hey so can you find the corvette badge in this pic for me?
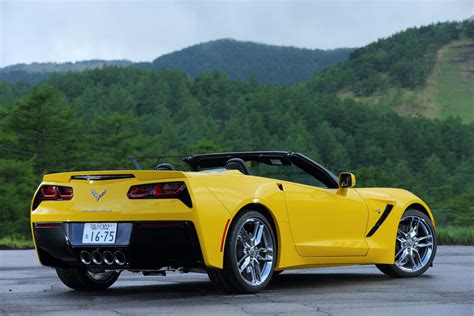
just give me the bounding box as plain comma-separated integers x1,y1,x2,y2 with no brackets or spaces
91,189,107,201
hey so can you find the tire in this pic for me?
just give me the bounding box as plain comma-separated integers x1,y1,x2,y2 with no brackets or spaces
208,210,277,293
56,268,120,291
376,209,437,277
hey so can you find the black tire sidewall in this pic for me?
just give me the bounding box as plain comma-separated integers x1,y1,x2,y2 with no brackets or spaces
56,268,119,291
85,270,120,285
224,210,277,293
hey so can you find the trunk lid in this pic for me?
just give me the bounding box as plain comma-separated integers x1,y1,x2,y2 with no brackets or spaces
43,170,188,183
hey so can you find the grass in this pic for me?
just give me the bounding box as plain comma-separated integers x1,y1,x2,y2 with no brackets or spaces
437,226,474,245
431,39,474,122
0,235,34,249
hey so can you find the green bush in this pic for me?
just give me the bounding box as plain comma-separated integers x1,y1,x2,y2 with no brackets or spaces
437,226,474,245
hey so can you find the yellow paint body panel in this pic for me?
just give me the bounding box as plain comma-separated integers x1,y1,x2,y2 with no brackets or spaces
31,170,435,270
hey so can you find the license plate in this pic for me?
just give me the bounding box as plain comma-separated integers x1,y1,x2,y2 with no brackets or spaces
82,223,117,244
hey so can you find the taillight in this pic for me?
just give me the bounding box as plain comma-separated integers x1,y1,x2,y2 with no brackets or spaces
127,181,192,208
128,182,186,199
32,185,74,210
39,185,74,201
41,185,59,200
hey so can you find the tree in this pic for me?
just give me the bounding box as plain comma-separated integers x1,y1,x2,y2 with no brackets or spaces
2,84,86,173
0,159,36,237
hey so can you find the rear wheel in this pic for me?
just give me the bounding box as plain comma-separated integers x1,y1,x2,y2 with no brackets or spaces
376,209,436,277
56,268,120,291
208,210,276,293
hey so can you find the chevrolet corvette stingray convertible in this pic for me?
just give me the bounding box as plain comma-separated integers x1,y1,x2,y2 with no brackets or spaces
31,151,436,293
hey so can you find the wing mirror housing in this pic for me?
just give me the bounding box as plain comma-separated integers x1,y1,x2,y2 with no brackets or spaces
338,172,356,188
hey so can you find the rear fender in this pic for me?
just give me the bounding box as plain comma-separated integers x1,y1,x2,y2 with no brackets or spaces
197,175,301,269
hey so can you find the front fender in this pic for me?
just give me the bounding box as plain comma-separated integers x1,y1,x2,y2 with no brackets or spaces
356,188,435,264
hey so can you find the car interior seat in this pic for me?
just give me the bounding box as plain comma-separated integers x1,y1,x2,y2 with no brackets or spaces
155,163,176,171
225,158,250,175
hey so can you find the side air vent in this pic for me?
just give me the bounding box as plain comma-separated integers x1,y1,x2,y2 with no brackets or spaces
366,204,394,237
71,174,135,181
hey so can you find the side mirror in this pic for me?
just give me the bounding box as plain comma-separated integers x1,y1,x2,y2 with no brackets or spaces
339,172,356,188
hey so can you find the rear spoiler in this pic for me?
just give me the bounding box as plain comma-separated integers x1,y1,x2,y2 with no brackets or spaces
43,170,188,183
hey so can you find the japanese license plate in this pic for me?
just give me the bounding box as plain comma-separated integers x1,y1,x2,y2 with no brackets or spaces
82,223,117,244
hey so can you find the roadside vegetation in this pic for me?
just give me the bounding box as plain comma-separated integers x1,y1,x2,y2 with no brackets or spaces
1,226,472,249
437,226,474,245
0,235,34,249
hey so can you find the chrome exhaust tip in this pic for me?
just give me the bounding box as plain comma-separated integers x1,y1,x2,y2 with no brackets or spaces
91,250,103,265
79,251,91,265
114,251,126,265
103,251,114,265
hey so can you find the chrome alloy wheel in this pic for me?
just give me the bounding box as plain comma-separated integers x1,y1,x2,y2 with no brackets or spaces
235,218,274,286
86,270,118,283
395,215,434,272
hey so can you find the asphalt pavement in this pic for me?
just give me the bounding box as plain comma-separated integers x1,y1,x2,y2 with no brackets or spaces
0,246,473,315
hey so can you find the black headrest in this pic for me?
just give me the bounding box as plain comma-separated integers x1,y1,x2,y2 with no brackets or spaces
225,158,250,175
155,163,176,171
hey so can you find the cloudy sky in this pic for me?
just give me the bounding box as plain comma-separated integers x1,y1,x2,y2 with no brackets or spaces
0,0,472,67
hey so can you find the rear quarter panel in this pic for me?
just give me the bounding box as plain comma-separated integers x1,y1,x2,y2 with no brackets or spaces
191,172,302,269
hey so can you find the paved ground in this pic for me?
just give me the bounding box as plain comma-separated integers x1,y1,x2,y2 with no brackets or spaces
0,246,473,315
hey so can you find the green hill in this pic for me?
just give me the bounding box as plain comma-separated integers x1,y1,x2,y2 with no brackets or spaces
0,40,353,85
309,20,474,122
0,60,132,83
151,39,353,85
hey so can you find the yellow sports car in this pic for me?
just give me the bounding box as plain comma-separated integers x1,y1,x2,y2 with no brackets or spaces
31,151,436,293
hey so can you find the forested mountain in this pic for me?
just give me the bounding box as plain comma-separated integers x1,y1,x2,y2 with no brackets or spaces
0,60,132,84
151,39,353,85
0,40,352,85
0,67,473,237
310,20,474,121
0,20,473,239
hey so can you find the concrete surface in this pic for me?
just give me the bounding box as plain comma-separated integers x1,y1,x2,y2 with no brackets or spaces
0,246,473,315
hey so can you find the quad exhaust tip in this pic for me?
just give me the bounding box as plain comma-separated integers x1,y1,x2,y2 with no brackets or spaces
114,251,126,265
80,250,126,265
103,251,114,265
79,250,91,265
91,250,103,265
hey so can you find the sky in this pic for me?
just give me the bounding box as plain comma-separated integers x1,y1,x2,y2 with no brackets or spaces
0,0,472,67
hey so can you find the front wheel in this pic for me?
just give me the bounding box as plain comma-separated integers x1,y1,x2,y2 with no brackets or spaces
56,268,120,291
208,210,277,293
376,209,436,277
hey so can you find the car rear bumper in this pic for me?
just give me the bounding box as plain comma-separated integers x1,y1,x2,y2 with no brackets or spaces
32,221,204,270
